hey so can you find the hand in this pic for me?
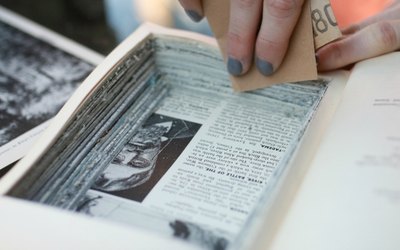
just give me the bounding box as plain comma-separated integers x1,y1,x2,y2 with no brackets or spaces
179,0,305,76
316,2,400,71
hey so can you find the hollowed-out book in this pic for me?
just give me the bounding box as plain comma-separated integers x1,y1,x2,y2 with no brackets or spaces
1,6,399,250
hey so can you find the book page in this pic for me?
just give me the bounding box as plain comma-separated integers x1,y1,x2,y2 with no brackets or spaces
0,7,103,170
0,196,196,250
235,70,348,250
268,52,400,250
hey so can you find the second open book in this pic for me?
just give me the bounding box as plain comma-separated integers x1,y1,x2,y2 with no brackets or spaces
0,22,399,250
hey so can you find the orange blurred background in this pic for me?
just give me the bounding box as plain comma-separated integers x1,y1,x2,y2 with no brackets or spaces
332,0,394,28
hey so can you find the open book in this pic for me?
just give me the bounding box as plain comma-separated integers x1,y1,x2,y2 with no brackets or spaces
1,6,399,250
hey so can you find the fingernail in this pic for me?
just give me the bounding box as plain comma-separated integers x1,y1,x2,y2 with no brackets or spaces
256,58,273,76
227,57,243,76
185,10,203,22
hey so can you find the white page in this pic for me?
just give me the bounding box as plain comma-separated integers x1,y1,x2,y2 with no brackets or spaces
268,52,400,250
0,196,198,250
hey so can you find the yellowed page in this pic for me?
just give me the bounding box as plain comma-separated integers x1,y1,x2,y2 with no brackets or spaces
269,52,400,250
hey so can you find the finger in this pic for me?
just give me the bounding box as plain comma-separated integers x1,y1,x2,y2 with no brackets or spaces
385,0,400,9
343,4,400,35
179,0,204,22
226,0,263,76
255,0,304,76
317,20,400,71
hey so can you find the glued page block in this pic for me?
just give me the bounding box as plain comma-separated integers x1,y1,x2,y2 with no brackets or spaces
203,0,318,92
